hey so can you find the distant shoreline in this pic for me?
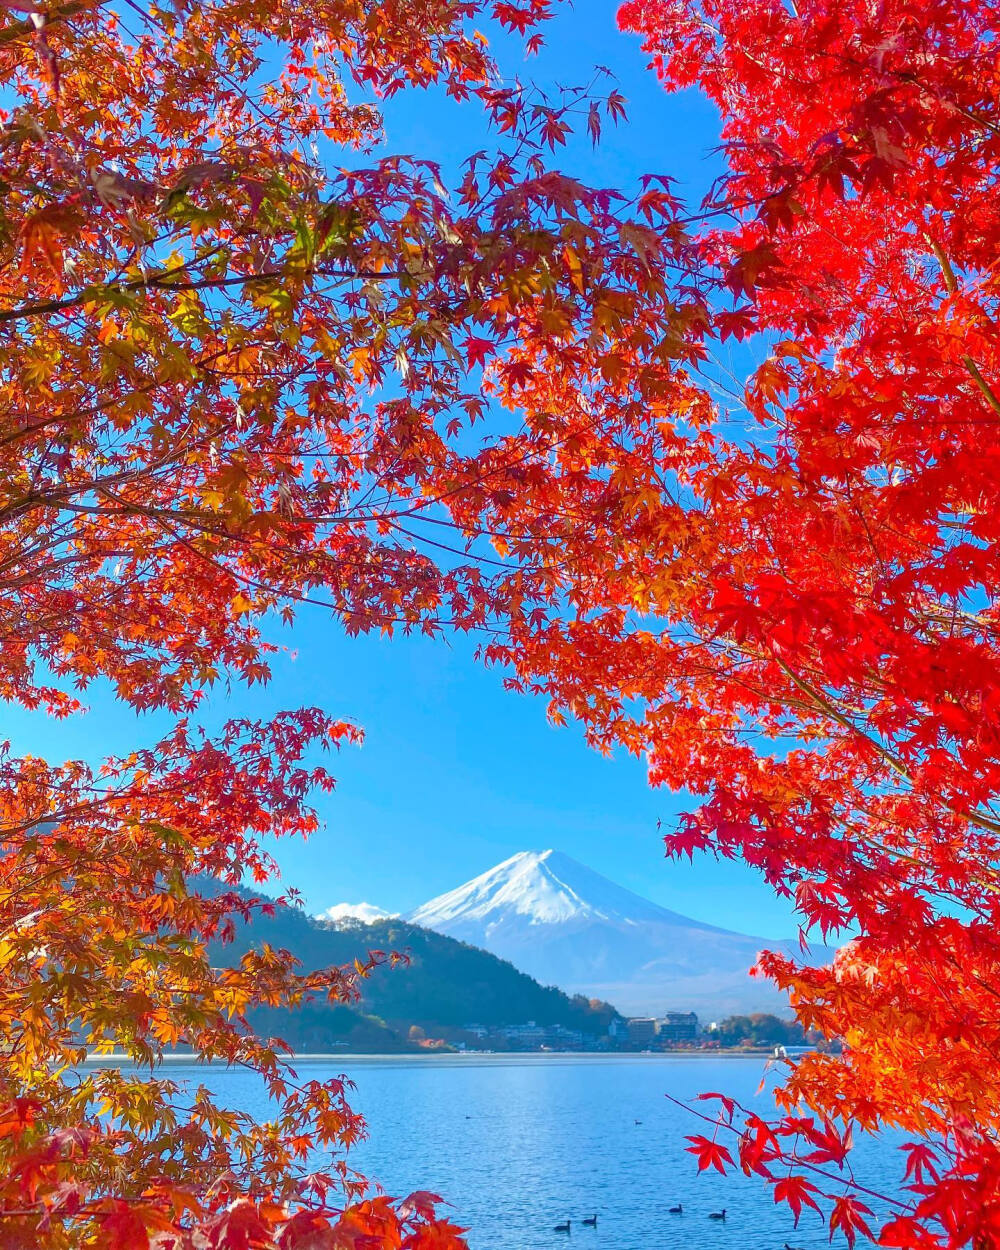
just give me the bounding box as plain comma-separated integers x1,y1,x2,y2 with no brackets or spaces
83,1048,794,1064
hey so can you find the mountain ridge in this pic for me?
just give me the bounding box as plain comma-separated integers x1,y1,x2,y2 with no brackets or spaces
211,894,619,1049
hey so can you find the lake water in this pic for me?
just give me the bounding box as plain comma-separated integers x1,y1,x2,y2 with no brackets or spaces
142,1053,908,1249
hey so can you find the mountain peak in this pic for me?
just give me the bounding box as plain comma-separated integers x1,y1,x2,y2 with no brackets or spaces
409,849,596,928
408,847,715,932
405,849,810,1015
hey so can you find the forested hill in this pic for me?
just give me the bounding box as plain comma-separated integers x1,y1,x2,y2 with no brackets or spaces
210,897,619,1050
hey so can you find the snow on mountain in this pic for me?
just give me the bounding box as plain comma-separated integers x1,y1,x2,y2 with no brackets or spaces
408,850,820,1017
316,901,397,926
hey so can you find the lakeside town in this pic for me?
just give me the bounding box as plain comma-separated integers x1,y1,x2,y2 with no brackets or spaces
406,1010,822,1055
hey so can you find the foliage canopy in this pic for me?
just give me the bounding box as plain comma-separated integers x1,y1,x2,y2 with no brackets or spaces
4,0,1000,1243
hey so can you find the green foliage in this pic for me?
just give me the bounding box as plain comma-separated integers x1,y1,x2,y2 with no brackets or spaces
710,1013,804,1047
246,1003,416,1053
213,902,619,1048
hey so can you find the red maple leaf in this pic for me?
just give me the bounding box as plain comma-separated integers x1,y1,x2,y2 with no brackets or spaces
685,1135,734,1174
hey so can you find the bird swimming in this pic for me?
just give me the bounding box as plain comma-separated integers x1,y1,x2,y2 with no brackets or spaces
708,1209,726,1220
554,1221,571,1233
582,1215,597,1227
668,1203,682,1214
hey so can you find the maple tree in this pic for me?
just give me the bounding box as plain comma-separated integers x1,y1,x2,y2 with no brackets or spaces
454,0,1000,1243
9,0,997,1238
0,0,706,1243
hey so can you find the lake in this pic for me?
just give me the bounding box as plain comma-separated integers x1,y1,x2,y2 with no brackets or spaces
143,1053,908,1249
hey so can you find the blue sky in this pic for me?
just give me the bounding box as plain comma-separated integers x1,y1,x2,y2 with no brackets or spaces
8,0,804,937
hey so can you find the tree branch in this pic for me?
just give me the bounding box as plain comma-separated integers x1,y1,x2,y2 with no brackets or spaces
926,236,1000,418
0,0,101,47
0,265,411,326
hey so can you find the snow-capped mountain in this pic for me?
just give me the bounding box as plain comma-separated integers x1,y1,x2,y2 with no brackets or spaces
316,901,398,926
407,850,819,1016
